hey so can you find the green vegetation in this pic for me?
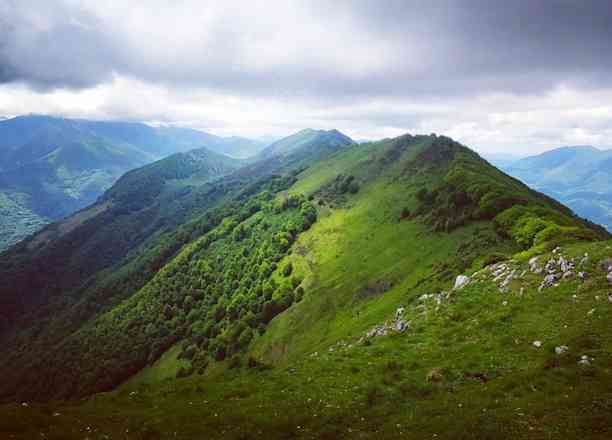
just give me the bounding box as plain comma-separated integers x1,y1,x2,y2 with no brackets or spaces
0,132,611,439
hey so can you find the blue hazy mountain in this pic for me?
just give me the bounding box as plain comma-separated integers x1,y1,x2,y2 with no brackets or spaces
0,115,269,250
503,145,612,231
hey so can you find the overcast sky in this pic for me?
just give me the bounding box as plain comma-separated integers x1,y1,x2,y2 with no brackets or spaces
1,0,612,154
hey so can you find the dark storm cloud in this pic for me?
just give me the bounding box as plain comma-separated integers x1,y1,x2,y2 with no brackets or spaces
0,1,119,90
334,0,612,95
1,0,612,98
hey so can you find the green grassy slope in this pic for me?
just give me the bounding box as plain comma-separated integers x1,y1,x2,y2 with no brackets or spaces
1,134,611,439
4,239,612,440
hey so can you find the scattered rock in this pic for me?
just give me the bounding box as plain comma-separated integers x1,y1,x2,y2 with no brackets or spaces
587,308,596,316
21,402,28,408
544,258,557,274
562,271,575,280
499,270,516,292
532,340,542,348
598,258,612,272
364,306,411,340
454,275,471,290
578,271,588,280
395,306,405,320
366,326,388,338
395,319,409,332
528,256,540,272
579,253,589,267
559,256,569,273
539,274,559,291
554,345,569,355
578,355,593,366
607,271,612,286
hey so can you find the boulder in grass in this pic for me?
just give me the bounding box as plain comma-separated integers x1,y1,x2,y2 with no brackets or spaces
598,258,612,272
453,275,470,290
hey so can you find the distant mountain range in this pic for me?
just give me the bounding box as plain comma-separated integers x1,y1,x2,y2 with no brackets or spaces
0,115,272,250
501,145,612,231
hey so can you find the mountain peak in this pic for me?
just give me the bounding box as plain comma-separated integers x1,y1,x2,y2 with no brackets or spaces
259,128,354,160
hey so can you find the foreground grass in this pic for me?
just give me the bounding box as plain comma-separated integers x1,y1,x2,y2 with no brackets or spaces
3,239,612,439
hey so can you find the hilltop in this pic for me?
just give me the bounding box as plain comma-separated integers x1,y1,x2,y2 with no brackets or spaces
1,133,611,439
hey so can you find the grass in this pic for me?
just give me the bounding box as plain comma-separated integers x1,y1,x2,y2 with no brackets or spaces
3,240,612,439
2,136,612,438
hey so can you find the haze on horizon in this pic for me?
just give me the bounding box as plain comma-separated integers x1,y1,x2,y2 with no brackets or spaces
1,0,612,155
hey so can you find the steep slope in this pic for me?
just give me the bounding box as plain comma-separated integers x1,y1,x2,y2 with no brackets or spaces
0,147,241,341
503,146,612,231
0,116,269,251
1,134,611,439
0,128,354,400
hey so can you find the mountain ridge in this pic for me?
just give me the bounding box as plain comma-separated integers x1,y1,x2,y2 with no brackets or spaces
1,133,611,440
0,132,607,403
0,115,274,251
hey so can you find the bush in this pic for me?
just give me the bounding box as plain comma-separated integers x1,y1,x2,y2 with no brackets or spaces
179,345,197,360
176,366,194,379
228,354,242,369
282,262,293,277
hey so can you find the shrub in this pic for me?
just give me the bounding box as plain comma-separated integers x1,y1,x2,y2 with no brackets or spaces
416,188,429,202
282,262,293,277
365,383,384,407
228,354,242,369
176,366,194,379
179,345,197,360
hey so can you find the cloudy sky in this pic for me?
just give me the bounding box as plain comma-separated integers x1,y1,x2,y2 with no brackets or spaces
1,0,612,154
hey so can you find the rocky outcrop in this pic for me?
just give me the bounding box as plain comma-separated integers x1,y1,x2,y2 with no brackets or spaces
362,306,410,340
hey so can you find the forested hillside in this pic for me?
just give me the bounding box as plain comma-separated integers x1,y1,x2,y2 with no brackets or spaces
1,133,611,439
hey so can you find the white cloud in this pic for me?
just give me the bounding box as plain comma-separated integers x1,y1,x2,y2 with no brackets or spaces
2,1,612,154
